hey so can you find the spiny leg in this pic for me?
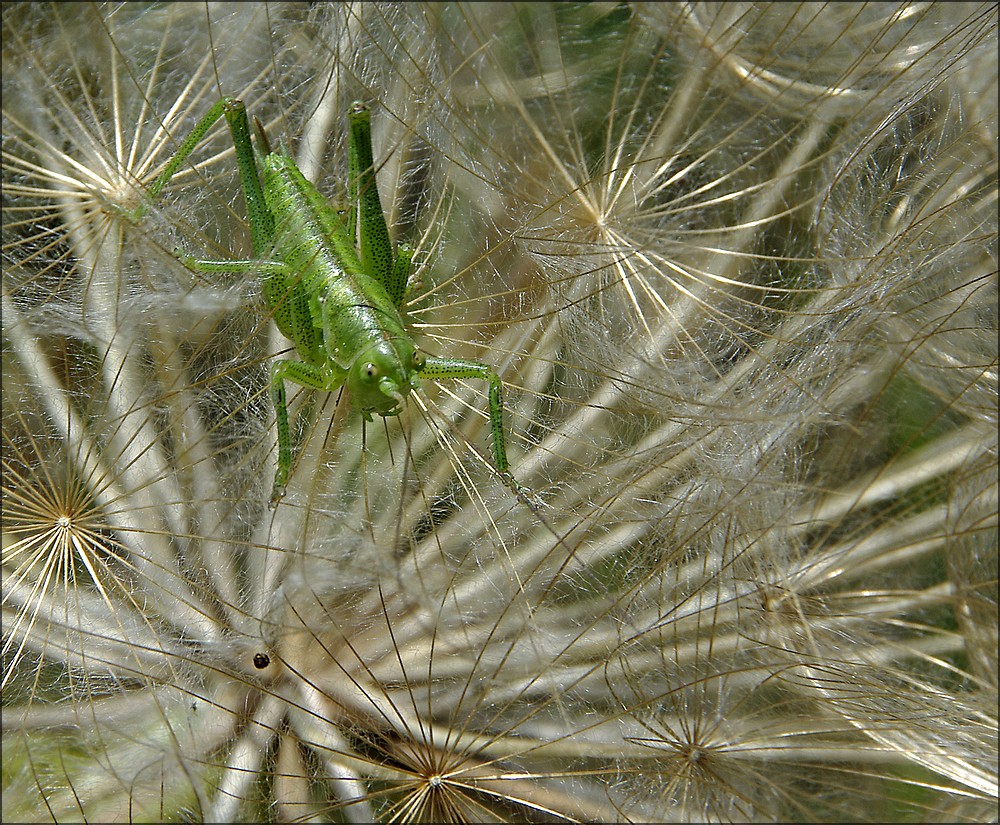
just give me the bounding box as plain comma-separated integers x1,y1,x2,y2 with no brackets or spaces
348,101,410,306
178,254,324,504
221,99,274,257
174,255,287,276
174,254,319,357
131,98,274,258
129,98,229,223
269,359,343,504
419,356,524,494
389,243,413,308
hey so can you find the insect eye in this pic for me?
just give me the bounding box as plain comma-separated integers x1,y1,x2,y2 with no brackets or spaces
253,652,270,669
411,350,425,370
364,362,379,381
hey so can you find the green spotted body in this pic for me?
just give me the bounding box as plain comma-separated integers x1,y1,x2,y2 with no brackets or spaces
135,97,520,503
260,150,412,376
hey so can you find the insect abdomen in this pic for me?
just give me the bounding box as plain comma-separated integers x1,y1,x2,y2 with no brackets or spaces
262,153,407,368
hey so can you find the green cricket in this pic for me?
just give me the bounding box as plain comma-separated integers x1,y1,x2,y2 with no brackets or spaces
132,97,520,504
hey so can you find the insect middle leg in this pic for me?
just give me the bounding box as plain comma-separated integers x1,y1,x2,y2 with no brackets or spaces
177,255,333,503
268,359,343,504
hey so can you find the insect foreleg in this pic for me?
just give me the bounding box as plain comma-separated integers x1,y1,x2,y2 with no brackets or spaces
419,356,523,493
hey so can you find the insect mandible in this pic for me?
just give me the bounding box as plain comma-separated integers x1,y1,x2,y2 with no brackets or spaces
131,97,522,504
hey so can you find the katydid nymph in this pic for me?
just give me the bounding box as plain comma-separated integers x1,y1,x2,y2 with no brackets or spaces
132,97,522,504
